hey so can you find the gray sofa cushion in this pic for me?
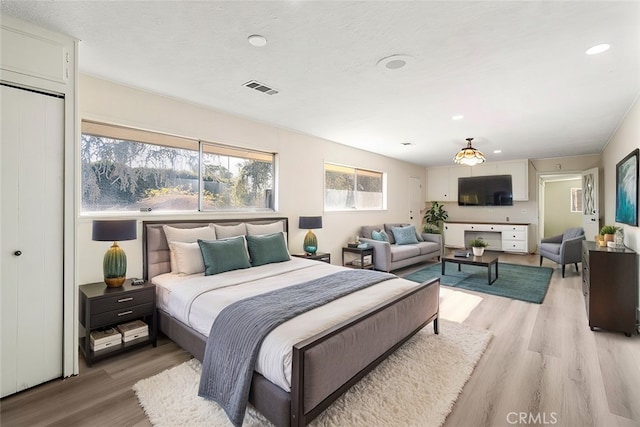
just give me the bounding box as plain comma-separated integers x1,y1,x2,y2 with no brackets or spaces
360,225,384,240
416,241,440,255
391,245,420,262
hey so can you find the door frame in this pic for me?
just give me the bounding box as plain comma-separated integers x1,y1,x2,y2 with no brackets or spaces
1,16,79,377
537,171,583,241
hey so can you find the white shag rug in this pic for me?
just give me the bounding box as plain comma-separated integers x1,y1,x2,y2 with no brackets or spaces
133,319,491,427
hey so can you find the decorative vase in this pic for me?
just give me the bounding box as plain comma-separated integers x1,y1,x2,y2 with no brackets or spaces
472,247,485,256
603,234,615,243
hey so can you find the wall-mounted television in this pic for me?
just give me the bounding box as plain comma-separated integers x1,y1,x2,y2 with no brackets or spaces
458,174,513,206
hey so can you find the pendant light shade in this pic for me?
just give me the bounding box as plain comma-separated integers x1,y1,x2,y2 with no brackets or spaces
454,137,486,166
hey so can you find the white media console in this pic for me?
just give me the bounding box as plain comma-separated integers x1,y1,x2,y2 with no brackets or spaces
443,221,530,254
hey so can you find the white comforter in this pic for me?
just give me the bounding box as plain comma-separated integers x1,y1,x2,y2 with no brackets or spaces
153,257,423,391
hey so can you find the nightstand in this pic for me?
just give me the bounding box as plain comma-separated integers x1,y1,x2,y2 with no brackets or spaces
291,252,331,263
342,246,375,269
79,280,157,366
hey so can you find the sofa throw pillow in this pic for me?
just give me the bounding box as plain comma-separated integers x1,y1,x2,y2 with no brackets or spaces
371,229,389,242
246,232,290,267
198,236,251,276
392,225,419,245
415,230,424,242
383,223,409,244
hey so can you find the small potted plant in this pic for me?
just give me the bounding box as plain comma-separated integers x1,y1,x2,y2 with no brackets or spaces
599,225,620,243
469,237,489,256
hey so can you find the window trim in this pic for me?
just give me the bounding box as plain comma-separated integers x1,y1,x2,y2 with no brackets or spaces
323,161,386,212
80,120,276,214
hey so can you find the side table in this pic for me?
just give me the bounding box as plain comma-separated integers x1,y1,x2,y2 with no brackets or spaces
79,279,157,366
342,246,375,269
291,252,331,263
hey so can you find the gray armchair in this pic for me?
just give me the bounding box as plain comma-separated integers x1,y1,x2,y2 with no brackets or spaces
539,227,585,277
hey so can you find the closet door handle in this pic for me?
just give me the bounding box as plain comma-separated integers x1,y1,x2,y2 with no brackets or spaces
14,250,22,256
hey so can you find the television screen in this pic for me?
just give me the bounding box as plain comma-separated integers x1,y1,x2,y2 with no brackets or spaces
458,174,513,206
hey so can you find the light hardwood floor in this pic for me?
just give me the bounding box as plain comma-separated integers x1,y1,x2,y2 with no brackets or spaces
1,253,638,426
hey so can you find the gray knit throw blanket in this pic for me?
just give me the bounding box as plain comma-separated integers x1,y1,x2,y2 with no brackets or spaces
198,269,395,427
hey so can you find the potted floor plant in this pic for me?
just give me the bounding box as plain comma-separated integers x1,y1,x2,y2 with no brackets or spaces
422,201,448,234
469,237,489,256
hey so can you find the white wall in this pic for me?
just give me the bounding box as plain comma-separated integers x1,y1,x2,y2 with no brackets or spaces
601,95,640,316
78,74,426,284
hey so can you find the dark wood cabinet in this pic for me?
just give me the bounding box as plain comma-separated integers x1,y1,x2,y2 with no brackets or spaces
79,280,157,366
582,241,637,336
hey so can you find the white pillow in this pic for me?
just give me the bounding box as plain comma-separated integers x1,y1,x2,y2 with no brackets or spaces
213,223,247,239
170,242,205,275
163,225,216,272
246,222,284,236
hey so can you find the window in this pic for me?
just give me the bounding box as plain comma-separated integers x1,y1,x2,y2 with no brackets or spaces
571,187,582,213
81,121,275,213
324,163,385,211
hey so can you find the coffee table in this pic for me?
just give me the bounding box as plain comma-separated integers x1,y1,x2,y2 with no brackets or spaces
441,251,499,285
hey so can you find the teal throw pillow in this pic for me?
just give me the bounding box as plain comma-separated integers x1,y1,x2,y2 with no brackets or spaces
371,229,389,242
392,226,419,245
246,232,291,267
198,236,251,276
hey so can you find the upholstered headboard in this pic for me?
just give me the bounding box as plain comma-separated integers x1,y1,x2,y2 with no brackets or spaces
142,217,289,281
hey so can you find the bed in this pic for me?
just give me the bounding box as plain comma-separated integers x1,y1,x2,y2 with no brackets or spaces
143,217,440,427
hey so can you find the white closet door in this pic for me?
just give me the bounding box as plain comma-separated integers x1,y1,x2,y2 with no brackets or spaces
1,84,64,397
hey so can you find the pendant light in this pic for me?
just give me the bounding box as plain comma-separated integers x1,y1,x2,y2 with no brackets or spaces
454,137,486,166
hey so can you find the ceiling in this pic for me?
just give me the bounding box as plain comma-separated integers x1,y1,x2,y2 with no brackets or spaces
2,1,639,167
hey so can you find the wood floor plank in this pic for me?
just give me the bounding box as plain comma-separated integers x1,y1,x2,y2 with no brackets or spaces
1,252,638,427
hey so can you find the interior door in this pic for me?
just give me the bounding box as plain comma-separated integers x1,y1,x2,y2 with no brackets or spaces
1,84,64,397
582,167,600,239
409,176,422,226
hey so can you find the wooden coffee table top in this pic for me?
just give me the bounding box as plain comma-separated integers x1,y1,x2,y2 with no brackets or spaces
442,251,499,266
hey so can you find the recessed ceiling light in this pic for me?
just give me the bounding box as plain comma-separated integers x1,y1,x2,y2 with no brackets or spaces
493,149,502,154
586,43,610,55
376,54,412,72
248,35,267,47
451,115,464,120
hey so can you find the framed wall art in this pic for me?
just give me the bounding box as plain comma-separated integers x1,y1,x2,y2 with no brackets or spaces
615,148,639,226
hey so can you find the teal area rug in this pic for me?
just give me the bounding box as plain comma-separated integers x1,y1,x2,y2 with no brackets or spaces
404,262,553,304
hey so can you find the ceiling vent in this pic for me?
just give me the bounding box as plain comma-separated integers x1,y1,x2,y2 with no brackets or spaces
243,80,279,95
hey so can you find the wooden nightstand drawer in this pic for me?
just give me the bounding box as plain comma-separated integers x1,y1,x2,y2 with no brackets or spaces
91,302,154,327
90,289,154,314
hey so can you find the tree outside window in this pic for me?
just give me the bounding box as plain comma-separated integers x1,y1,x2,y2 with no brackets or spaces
324,163,385,211
81,121,274,213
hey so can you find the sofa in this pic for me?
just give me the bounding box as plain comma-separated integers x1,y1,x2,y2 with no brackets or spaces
359,223,442,272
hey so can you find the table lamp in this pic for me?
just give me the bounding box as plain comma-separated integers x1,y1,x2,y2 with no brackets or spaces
92,220,137,287
299,216,322,255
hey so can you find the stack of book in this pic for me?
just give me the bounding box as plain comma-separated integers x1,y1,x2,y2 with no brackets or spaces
117,320,149,342
90,328,121,351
